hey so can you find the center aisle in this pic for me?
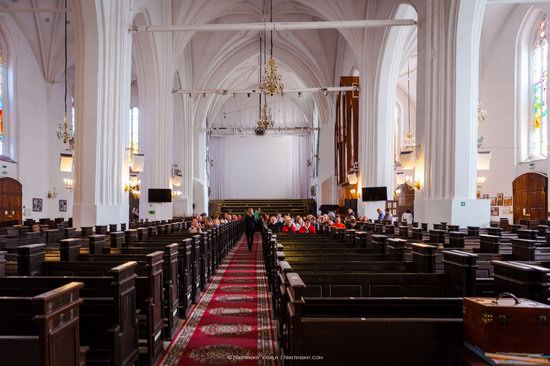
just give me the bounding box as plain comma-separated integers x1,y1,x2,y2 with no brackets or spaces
159,233,277,366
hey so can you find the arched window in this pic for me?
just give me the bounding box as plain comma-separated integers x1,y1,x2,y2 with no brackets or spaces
530,16,548,159
129,107,139,153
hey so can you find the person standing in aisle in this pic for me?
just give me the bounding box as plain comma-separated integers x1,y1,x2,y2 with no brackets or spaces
244,208,257,251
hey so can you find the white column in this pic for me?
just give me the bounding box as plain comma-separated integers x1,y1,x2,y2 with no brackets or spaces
413,0,489,227
148,11,174,221
72,0,131,227
358,37,392,219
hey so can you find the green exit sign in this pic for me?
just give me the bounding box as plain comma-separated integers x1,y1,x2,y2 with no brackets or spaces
148,210,156,215
461,202,466,207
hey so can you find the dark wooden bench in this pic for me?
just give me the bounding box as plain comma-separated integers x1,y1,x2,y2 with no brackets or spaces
0,282,85,366
0,261,139,366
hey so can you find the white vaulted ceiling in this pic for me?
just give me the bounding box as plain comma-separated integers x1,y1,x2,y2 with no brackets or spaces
172,0,365,129
0,0,75,83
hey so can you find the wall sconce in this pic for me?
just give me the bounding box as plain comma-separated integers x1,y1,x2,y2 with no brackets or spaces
405,175,421,190
59,151,73,172
477,176,486,188
399,149,416,170
347,161,359,185
47,187,58,199
395,171,406,185
477,150,492,170
131,153,145,172
124,175,141,199
171,164,182,187
172,190,182,199
64,178,74,191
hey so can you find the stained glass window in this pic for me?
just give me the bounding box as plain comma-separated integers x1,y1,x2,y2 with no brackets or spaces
530,16,548,159
129,107,139,153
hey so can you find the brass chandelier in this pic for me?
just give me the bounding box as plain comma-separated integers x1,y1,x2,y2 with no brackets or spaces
260,0,284,97
256,103,274,135
260,57,284,96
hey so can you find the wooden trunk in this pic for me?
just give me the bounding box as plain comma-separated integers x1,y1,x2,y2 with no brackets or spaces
464,296,550,354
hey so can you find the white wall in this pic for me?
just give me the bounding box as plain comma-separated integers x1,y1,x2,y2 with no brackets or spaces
211,135,308,199
478,4,550,221
0,14,70,221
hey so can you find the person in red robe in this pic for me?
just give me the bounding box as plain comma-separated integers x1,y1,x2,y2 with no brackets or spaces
331,216,346,229
299,219,317,234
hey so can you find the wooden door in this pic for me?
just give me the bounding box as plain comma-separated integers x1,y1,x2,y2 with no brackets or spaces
512,173,547,224
0,177,22,224
395,184,415,219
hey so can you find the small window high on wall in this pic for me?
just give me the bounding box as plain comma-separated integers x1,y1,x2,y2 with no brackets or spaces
529,16,548,160
129,107,139,153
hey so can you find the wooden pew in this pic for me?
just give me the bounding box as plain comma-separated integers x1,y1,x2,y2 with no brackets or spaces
282,272,463,366
74,245,178,341
0,261,139,366
13,243,161,366
0,282,85,366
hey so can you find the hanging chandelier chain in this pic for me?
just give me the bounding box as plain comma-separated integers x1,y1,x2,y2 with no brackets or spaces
56,0,74,150
64,0,67,116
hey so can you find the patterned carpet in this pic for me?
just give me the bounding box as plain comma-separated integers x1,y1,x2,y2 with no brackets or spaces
158,234,277,366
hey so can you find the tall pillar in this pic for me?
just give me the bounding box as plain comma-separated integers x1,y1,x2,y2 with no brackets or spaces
143,5,174,222
72,0,131,227
413,0,489,227
358,28,393,219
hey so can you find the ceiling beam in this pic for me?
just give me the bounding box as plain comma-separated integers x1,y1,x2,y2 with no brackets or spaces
133,19,417,33
487,0,550,4
0,8,67,13
174,86,358,95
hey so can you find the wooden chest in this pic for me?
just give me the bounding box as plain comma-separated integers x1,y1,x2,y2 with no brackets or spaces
464,294,550,353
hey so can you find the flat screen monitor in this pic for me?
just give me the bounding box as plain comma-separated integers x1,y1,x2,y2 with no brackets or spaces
148,188,172,203
362,187,387,202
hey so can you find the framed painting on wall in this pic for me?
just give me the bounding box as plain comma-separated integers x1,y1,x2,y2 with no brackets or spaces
496,193,504,206
490,197,497,206
59,200,67,212
32,198,42,212
503,196,512,207
491,207,499,216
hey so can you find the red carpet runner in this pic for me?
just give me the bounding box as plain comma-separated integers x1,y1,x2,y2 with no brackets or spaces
158,234,277,366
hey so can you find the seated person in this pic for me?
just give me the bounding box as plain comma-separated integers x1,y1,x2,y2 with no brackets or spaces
331,216,346,229
299,219,317,234
348,216,358,229
382,209,394,223
295,216,304,231
401,209,413,225
189,218,203,233
281,216,296,232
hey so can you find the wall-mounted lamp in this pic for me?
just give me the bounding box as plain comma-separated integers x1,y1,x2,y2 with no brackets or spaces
171,164,182,187
405,175,421,190
477,176,486,188
477,150,492,170
172,190,182,199
125,175,141,199
47,187,58,199
131,153,145,172
63,178,74,191
59,151,73,172
347,161,359,185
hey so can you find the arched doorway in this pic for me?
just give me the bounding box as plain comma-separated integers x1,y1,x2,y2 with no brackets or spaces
0,177,22,224
394,183,414,219
512,173,547,224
